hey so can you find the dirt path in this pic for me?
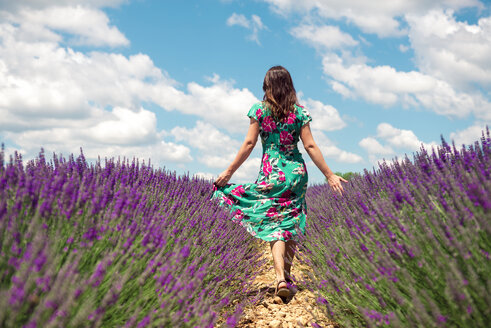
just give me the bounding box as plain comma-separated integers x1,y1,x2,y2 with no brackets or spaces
220,241,339,328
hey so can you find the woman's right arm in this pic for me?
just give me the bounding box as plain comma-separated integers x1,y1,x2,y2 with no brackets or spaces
213,118,259,187
300,123,347,194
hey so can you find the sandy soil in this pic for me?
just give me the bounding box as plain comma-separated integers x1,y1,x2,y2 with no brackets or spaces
217,241,339,328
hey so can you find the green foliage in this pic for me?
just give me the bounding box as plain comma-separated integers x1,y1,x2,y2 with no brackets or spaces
332,171,360,181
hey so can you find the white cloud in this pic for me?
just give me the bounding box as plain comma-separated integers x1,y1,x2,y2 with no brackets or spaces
359,123,438,165
200,153,235,169
170,121,247,170
272,2,491,124
4,106,193,164
88,107,157,145
1,4,128,47
311,129,363,163
198,152,261,183
0,34,257,131
0,7,258,121
450,122,489,146
226,12,250,28
233,157,261,182
303,98,346,131
290,24,358,50
24,6,127,46
86,141,193,164
376,123,437,150
161,77,259,133
0,0,126,10
407,10,491,90
0,23,169,121
262,0,482,37
194,172,215,181
359,137,394,155
260,0,491,168
399,44,409,53
330,80,352,98
0,1,260,170
171,121,241,153
226,12,266,44
321,53,491,121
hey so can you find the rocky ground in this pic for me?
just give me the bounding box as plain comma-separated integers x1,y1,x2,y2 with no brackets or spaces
217,241,339,328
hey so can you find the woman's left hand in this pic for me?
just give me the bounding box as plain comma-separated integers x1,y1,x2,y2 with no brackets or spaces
327,174,348,195
214,170,233,188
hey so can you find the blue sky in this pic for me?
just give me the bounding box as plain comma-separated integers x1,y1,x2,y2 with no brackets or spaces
0,0,490,183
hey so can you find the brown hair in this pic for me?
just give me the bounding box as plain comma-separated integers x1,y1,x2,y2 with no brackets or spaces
262,66,298,121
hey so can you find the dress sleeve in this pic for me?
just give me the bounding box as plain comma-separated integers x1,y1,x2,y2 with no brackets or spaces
299,106,312,126
247,102,262,121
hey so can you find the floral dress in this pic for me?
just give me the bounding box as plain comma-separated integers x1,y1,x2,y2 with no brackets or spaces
212,102,312,242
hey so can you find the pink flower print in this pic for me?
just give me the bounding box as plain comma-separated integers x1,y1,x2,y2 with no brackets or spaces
262,116,276,132
280,200,292,207
281,190,293,200
291,207,301,217
278,191,292,205
292,164,306,175
222,196,233,206
262,154,272,176
280,131,293,145
234,209,244,220
256,181,273,191
267,207,283,221
282,231,293,241
266,207,278,218
278,196,288,203
278,171,285,182
231,185,245,197
256,108,263,119
271,231,283,239
286,113,296,124
280,144,296,153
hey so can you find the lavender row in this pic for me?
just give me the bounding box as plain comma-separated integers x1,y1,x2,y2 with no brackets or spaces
0,148,263,327
300,128,490,327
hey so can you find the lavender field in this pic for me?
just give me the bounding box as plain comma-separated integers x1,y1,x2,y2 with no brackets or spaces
301,128,490,327
0,148,263,327
1,128,490,328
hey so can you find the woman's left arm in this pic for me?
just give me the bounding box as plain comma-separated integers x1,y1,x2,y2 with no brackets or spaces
214,118,259,187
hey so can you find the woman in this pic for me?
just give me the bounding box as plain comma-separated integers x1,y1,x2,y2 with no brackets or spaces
212,66,347,299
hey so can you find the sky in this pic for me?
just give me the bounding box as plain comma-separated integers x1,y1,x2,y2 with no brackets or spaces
0,0,490,184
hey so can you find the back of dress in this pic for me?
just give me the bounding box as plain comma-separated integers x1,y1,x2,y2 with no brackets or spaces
247,102,311,188
212,102,312,242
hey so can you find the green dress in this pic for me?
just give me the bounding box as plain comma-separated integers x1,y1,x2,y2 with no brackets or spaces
212,102,312,242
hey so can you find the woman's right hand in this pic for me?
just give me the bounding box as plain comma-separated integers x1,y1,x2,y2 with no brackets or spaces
214,169,233,188
327,174,348,195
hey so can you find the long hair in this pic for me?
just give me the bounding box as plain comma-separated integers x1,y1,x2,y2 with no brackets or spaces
262,66,298,121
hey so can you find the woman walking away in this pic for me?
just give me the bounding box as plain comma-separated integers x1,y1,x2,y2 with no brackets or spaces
212,65,347,299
